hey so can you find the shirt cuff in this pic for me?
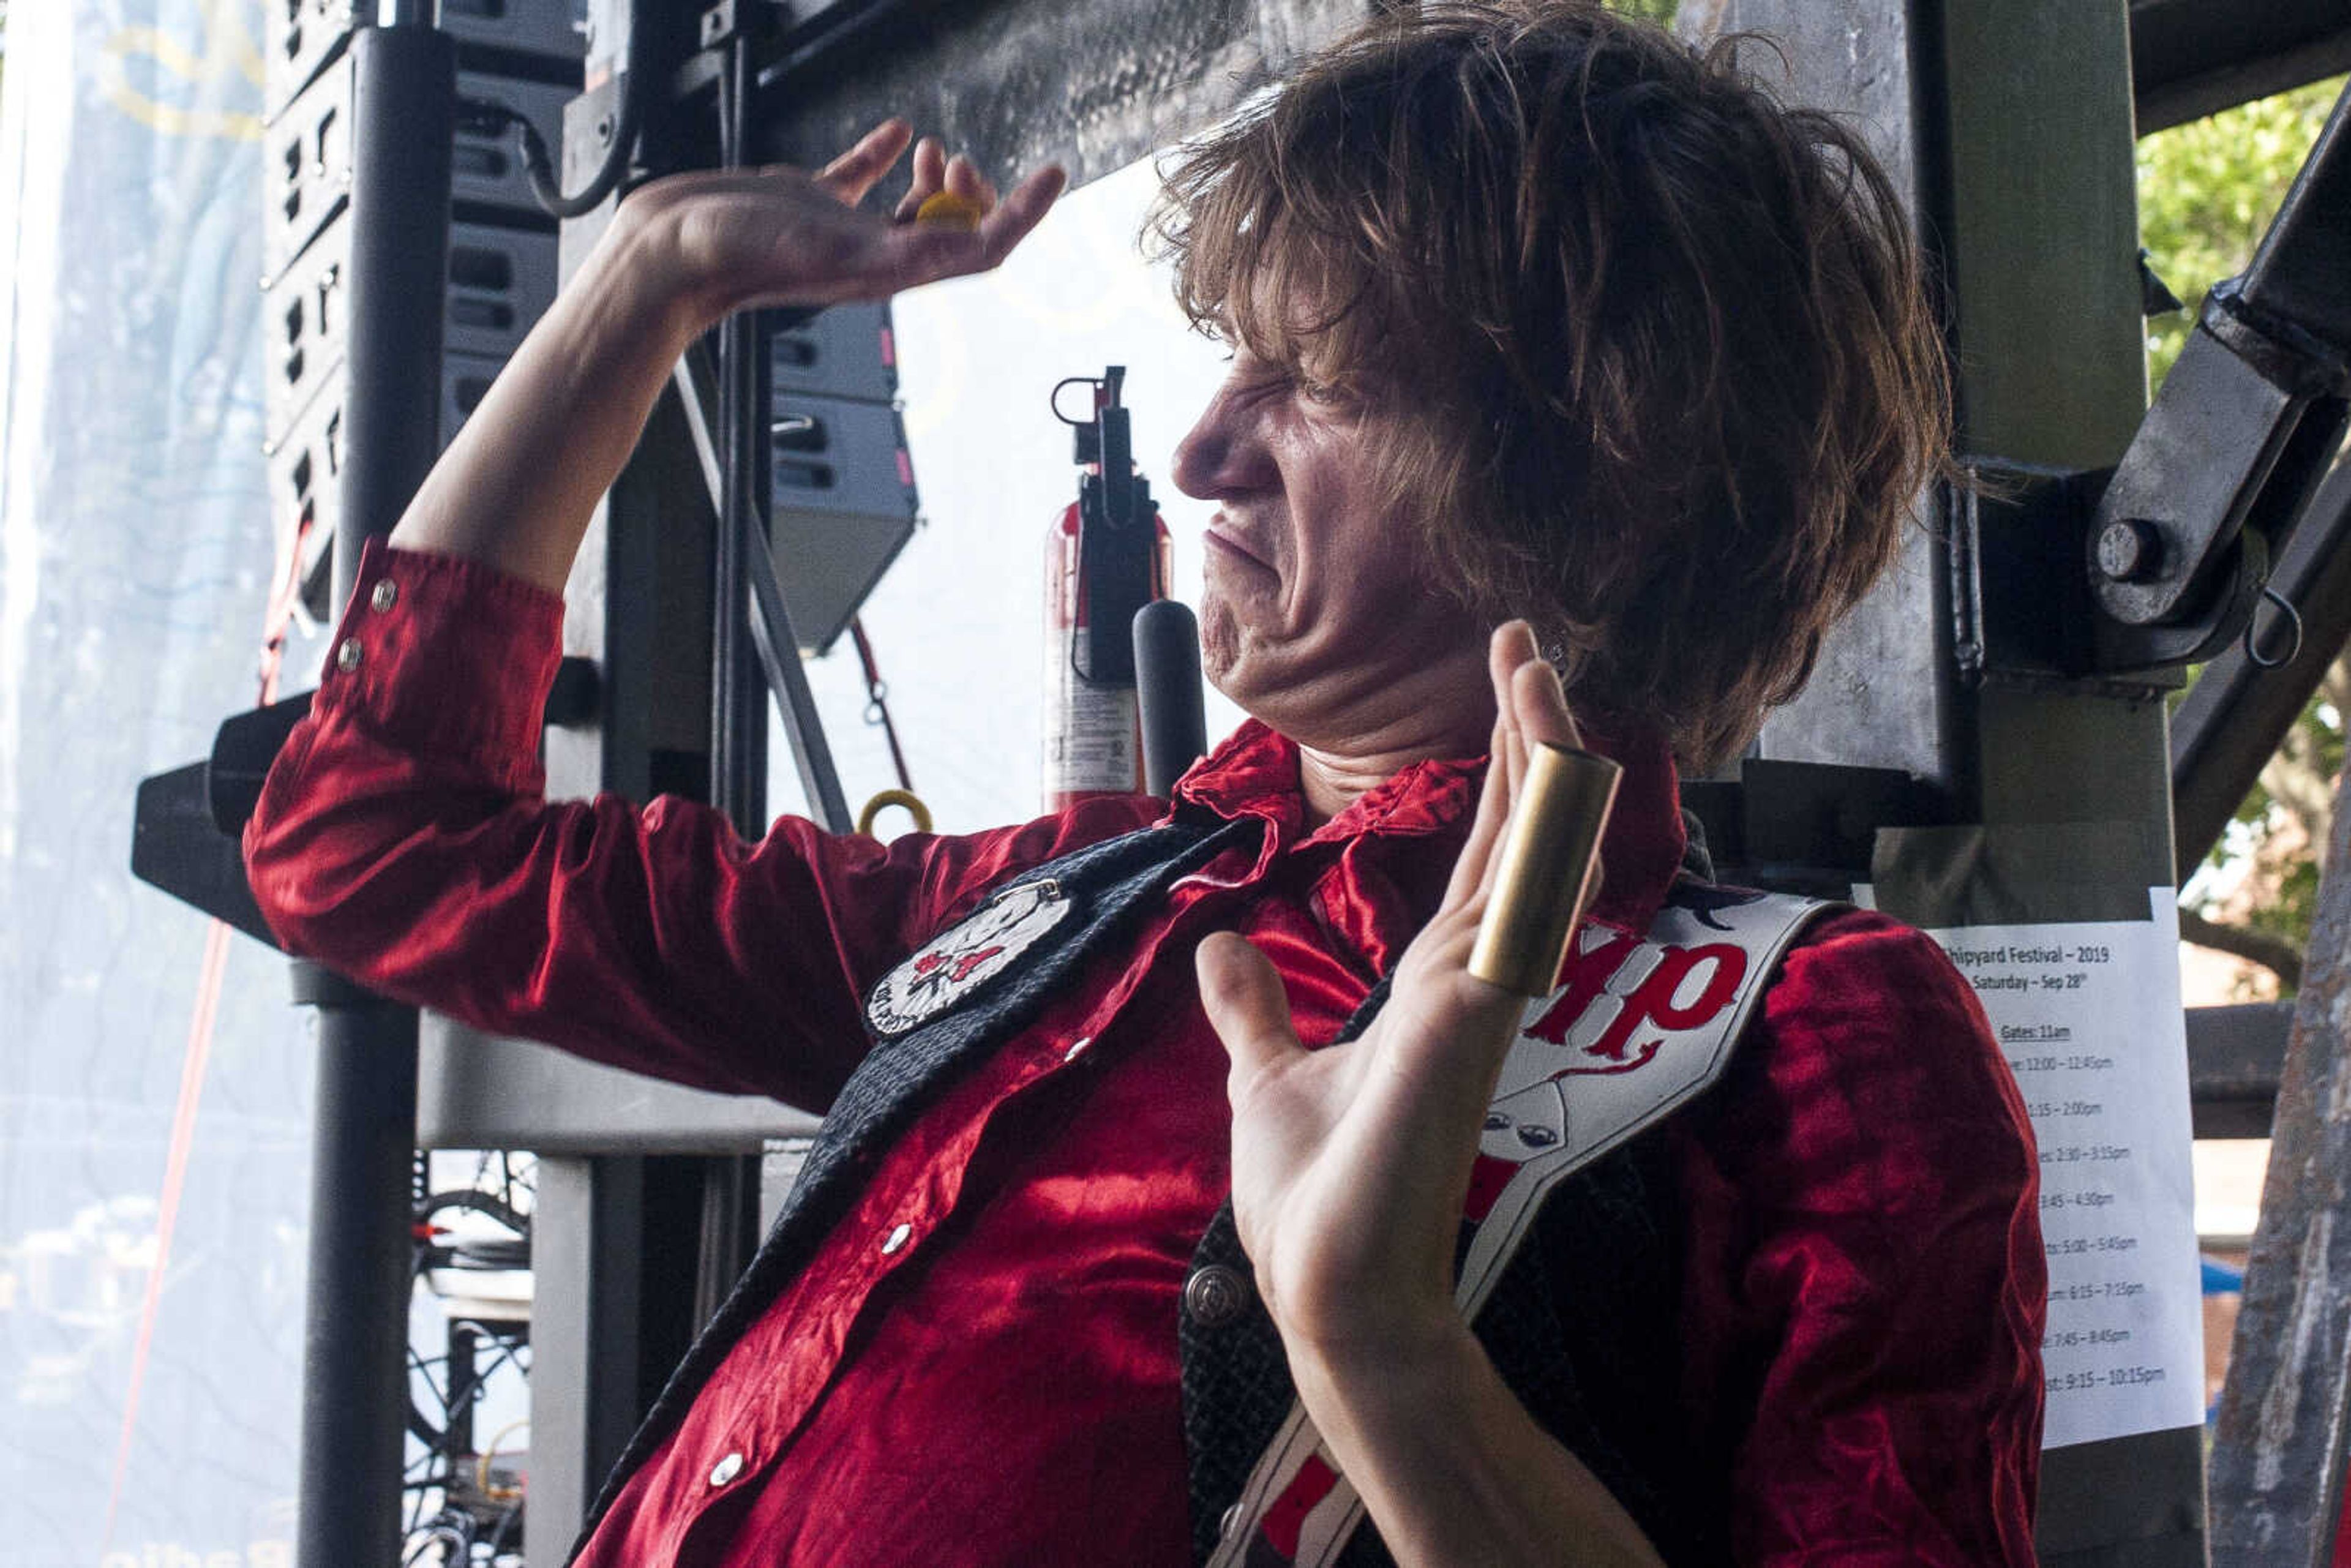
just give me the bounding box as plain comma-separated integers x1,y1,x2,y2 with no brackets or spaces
315,536,566,788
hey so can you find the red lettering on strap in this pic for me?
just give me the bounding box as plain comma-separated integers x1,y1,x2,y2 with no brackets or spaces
1521,929,1642,1044
1641,943,1748,1027
1577,941,1749,1065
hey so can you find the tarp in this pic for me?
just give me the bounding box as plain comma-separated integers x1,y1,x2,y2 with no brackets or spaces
0,0,312,1559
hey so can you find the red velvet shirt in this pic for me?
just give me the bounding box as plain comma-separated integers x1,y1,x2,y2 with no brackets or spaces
246,539,2045,1566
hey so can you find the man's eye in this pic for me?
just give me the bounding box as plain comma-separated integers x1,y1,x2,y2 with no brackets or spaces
1297,377,1344,406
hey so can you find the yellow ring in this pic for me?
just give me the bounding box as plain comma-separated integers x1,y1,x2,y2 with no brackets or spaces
857,789,934,838
914,190,986,231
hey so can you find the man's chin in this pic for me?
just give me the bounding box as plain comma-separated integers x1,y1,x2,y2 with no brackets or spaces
1196,599,1240,691
1200,648,1294,736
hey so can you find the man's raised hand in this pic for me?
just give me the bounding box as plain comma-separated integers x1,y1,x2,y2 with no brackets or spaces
609,120,1065,332
383,121,1059,591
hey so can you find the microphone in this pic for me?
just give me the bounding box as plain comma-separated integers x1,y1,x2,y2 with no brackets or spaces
1133,600,1208,797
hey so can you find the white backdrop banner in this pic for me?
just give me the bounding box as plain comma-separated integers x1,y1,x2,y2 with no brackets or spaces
0,0,312,1562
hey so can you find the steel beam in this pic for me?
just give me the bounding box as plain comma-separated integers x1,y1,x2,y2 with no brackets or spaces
528,1157,648,1562
2131,0,2351,135
1906,7,2199,1563
1681,0,1955,792
749,0,1379,195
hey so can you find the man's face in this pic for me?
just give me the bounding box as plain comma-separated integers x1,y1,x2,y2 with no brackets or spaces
1170,342,1483,747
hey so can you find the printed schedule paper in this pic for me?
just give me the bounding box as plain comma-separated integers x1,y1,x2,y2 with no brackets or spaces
1912,889,2205,1449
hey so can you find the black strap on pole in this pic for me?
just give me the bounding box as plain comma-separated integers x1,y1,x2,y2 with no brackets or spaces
293,19,452,1567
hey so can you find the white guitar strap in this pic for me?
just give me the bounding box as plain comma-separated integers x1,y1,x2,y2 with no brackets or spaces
1204,884,1838,1568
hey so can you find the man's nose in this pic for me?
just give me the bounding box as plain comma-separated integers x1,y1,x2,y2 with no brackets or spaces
1171,386,1263,500
1170,396,1228,500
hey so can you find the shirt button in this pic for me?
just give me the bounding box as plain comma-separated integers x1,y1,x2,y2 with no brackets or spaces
368,578,398,612
880,1221,913,1256
334,637,363,673
708,1451,744,1487
1062,1035,1093,1063
1183,1264,1253,1328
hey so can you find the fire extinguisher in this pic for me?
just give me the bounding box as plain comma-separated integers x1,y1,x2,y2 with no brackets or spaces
1044,366,1173,811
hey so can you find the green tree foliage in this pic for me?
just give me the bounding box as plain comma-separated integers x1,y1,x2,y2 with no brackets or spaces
2139,76,2345,386
2139,74,2349,991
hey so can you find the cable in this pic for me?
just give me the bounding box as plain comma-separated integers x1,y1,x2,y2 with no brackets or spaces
475,1420,531,1503
100,921,227,1551
455,91,637,220
417,1187,531,1237
454,0,642,221
254,511,313,702
849,617,915,790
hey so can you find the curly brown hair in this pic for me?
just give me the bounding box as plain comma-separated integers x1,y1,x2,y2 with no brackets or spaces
1149,0,1949,770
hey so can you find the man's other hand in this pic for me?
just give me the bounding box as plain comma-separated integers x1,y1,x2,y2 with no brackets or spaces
1196,619,1583,1362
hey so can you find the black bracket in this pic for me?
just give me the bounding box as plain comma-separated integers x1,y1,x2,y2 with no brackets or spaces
1955,277,2350,686
2079,76,2351,674
1950,460,2110,685
2085,282,2347,671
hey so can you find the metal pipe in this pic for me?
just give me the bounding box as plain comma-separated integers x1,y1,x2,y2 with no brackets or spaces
710,36,765,836
295,20,453,1566
697,23,773,1352
293,966,425,1567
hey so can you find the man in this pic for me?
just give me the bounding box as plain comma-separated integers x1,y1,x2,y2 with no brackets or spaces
245,3,2045,1562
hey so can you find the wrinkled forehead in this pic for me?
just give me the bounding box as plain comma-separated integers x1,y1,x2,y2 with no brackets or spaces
1215,230,1404,387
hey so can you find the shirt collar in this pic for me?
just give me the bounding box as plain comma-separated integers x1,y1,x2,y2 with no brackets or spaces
1168,716,1688,932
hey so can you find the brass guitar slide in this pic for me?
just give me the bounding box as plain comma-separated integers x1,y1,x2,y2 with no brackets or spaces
1468,741,1622,996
